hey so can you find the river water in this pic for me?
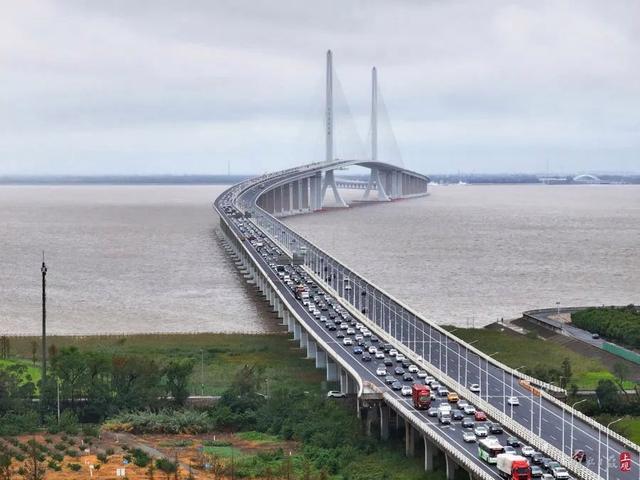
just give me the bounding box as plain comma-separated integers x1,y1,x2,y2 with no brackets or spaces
0,184,638,335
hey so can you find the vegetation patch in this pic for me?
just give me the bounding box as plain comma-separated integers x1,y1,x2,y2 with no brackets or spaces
572,306,640,349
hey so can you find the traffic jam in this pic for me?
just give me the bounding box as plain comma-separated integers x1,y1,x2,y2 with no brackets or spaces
220,199,584,480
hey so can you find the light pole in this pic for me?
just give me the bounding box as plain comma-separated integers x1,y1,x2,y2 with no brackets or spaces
570,399,587,454
486,352,500,401
606,417,625,480
445,328,459,377
464,340,479,386
556,301,561,315
510,365,526,417
200,349,205,396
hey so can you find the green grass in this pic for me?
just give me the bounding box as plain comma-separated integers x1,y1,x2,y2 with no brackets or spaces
616,417,640,444
202,445,247,459
0,358,41,384
447,327,628,390
235,431,280,443
3,333,325,395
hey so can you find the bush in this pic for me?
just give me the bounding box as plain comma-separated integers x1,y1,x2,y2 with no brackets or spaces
103,410,212,434
66,449,78,458
97,452,109,463
59,410,79,435
54,443,66,452
68,463,82,472
48,460,62,471
51,452,64,462
132,449,150,468
106,448,115,455
82,424,100,438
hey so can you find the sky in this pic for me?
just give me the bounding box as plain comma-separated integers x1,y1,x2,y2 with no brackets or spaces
1,0,640,175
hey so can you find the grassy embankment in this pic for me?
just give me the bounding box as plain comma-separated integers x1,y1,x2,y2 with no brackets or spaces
448,326,635,390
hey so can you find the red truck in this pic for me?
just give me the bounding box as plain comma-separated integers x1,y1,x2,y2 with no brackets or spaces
412,384,431,409
496,454,531,480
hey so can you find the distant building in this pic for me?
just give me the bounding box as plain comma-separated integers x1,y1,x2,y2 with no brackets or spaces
572,174,604,184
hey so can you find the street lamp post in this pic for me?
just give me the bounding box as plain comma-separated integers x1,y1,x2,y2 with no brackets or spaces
465,340,479,386
445,328,459,377
570,399,587,454
556,301,561,315
606,417,625,480
510,365,526,416
486,352,500,401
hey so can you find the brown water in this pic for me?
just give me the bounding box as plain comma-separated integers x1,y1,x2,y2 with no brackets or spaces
0,185,273,335
1,184,638,335
285,184,640,327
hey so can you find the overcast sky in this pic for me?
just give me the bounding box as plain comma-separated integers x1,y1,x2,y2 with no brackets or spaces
1,1,640,175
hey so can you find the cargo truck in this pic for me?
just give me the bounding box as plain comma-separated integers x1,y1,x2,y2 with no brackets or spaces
412,384,431,409
496,454,531,480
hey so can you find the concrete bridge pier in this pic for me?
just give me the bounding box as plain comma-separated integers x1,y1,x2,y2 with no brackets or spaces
299,331,308,351
286,312,294,333
280,310,289,327
326,358,338,382
293,321,301,341
379,403,390,440
315,348,327,369
405,421,416,458
363,402,379,437
445,454,458,480
306,338,317,359
321,169,348,208
424,437,437,472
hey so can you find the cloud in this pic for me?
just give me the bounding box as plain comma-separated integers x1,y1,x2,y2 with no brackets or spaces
0,0,639,174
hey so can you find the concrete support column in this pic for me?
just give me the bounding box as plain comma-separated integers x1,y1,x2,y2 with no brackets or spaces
293,321,301,341
364,404,378,437
299,331,308,351
424,437,437,472
287,312,294,333
301,178,310,210
307,338,317,359
445,455,457,480
326,358,338,382
405,421,415,458
315,348,327,369
379,404,390,440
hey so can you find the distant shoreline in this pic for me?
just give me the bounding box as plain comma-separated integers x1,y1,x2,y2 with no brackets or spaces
0,175,253,185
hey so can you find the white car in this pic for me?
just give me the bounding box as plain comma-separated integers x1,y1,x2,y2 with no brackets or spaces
457,400,469,410
340,322,349,330
343,337,353,346
368,346,377,354
469,384,481,393
346,328,356,335
551,467,570,480
355,334,364,342
473,426,488,437
395,355,406,362
362,330,372,337
375,351,385,359
327,391,346,398
463,405,476,415
521,446,535,457
463,432,476,443
319,316,327,323
507,396,520,406
417,371,428,378
401,385,412,396
376,367,387,376
389,349,398,357
408,365,419,373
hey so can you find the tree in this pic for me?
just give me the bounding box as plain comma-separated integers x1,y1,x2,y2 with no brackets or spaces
51,347,89,411
613,362,630,395
146,463,156,480
23,442,46,480
0,454,12,480
163,359,195,406
0,337,9,360
561,358,572,388
30,341,38,366
596,379,621,413
155,458,177,480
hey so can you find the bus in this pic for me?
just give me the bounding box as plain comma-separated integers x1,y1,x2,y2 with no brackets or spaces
478,438,505,464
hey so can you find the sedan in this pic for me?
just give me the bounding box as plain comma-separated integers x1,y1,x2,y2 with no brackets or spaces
504,446,517,455
452,410,464,421
463,432,476,443
391,381,403,391
384,375,396,384
343,337,353,346
506,437,521,448
394,367,406,375
353,346,363,355
488,423,503,434
368,346,377,354
346,328,356,335
375,351,385,359
531,466,543,478
473,425,488,437
469,384,481,393
396,354,406,363
507,396,520,406
361,353,372,362
461,418,475,429
521,446,535,457
384,358,394,367
417,371,428,378
401,385,412,396
464,405,476,415
336,331,345,339
474,411,487,421
402,373,414,382
532,453,544,465
376,367,387,376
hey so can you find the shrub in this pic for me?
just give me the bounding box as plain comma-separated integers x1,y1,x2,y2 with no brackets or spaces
103,410,212,434
48,460,62,471
68,463,82,472
106,448,115,455
97,452,109,463
132,449,150,468
54,443,66,452
66,449,78,458
51,452,64,462
82,424,100,438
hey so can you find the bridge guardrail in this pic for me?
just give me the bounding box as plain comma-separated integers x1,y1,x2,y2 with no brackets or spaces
298,264,602,480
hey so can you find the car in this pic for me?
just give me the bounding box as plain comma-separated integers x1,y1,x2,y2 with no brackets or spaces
385,375,395,384
457,400,469,410
591,333,600,339
474,411,487,421
401,359,411,368
439,415,451,425
394,367,405,375
346,328,355,335
451,410,464,421
375,351,385,359
370,336,379,342
488,423,503,434
362,353,372,362
376,367,387,376
382,343,392,352
427,407,438,417
463,432,476,443
469,383,481,393
551,467,569,480
504,446,517,455
507,396,520,406
391,381,403,391
473,425,488,437
343,337,353,346
532,453,545,465
531,466,543,478
546,462,561,473
417,370,428,378
402,373,414,382
540,458,554,470
362,330,372,338
521,446,535,457
336,331,345,338
541,475,554,480
327,323,336,331
437,387,449,397
461,418,474,429
368,346,377,354
319,316,327,323
401,385,412,396
384,358,393,366
506,437,521,448
572,450,586,463
353,346,363,354
464,405,476,415
326,391,346,398
447,392,459,403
